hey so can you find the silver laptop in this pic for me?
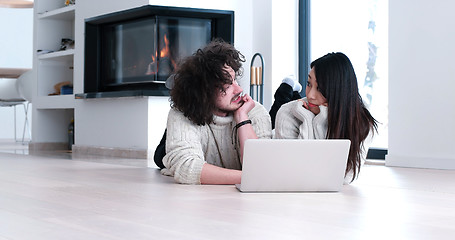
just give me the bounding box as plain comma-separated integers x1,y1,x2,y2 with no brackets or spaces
236,139,351,192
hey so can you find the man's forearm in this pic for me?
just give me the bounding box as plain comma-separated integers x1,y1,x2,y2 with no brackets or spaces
200,163,242,184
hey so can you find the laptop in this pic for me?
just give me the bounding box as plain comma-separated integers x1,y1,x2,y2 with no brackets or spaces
236,139,351,192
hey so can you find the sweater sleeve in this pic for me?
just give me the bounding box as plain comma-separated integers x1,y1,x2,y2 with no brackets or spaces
162,109,205,184
313,105,328,139
274,100,315,139
248,102,273,139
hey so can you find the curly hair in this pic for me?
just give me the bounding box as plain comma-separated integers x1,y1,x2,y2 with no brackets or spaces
170,39,245,125
311,52,378,182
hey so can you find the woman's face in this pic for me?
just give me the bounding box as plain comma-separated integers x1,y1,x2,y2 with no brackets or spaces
306,67,328,108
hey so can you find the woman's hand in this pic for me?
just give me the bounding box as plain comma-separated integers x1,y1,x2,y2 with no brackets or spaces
302,101,321,115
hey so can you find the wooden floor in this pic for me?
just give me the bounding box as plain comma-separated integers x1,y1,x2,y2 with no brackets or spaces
1,140,455,240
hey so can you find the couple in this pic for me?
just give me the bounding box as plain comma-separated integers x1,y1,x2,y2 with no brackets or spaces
154,40,377,185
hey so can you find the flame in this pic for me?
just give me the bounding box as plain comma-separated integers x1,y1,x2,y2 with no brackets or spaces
145,34,177,76
160,34,170,58
145,51,157,75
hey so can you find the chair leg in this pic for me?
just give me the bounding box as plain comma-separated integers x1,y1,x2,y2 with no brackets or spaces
14,105,17,142
21,102,31,143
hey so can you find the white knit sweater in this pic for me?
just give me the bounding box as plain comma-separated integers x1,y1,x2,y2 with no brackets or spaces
274,98,328,140
162,101,272,184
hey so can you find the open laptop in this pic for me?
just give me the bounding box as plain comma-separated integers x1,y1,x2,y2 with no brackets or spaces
236,139,351,192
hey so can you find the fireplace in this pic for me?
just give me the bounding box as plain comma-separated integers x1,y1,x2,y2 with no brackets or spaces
77,5,234,98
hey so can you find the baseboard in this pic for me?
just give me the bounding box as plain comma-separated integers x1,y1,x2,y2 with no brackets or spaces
72,145,150,159
29,142,68,151
385,154,455,170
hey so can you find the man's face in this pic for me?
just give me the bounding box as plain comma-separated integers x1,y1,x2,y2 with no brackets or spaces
213,66,244,117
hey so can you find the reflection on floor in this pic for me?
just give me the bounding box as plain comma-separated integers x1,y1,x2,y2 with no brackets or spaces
0,139,386,169
0,139,150,168
0,139,29,155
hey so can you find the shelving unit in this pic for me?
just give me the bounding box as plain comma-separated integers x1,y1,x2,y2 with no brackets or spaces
32,0,76,149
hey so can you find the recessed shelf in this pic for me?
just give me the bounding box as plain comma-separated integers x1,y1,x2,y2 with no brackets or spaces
38,49,75,60
38,5,75,20
34,95,75,109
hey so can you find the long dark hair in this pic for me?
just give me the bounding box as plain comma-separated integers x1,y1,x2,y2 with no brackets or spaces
311,52,378,182
170,39,245,125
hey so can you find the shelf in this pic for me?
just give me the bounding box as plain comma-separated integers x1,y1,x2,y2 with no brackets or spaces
38,49,75,61
38,5,75,20
34,95,75,109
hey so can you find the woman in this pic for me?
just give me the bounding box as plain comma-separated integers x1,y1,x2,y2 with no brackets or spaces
274,52,378,182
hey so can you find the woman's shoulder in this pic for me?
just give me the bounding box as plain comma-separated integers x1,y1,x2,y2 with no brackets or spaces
279,98,305,112
279,98,312,117
275,99,304,126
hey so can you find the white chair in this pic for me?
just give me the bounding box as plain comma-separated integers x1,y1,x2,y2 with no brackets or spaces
16,70,34,103
0,70,33,142
17,70,34,142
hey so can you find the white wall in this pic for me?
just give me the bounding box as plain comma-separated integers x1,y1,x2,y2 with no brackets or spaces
270,0,299,104
0,8,33,68
386,1,455,169
0,8,33,140
74,0,298,155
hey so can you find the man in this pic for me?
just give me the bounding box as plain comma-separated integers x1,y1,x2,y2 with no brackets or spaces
156,40,272,184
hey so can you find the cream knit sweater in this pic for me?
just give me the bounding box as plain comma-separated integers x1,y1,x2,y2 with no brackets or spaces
162,101,272,184
274,98,328,140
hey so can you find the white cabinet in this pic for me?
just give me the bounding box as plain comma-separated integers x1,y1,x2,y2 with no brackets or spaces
32,0,76,149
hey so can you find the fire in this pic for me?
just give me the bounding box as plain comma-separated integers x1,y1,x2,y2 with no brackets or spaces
145,34,177,76
160,34,170,58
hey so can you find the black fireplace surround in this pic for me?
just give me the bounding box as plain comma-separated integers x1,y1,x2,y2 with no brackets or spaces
76,5,234,99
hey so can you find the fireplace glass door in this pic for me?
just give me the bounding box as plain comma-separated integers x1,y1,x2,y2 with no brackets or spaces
101,16,211,88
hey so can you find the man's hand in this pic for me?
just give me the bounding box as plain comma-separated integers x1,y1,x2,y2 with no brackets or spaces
234,93,255,123
232,93,258,164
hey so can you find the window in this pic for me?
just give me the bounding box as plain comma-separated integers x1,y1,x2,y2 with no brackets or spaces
300,0,388,157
